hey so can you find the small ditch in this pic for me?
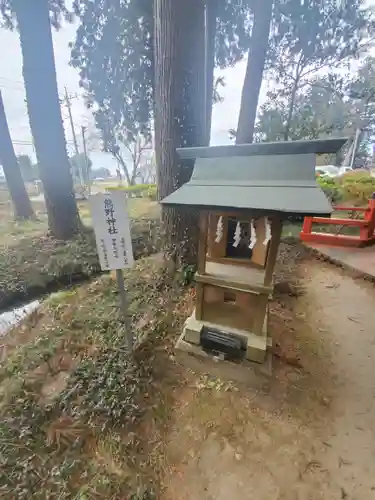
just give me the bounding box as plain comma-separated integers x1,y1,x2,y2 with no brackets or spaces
0,218,162,314
0,270,103,314
0,300,40,337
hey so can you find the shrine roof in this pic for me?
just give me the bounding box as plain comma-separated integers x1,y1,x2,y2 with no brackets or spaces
176,137,348,159
161,138,349,216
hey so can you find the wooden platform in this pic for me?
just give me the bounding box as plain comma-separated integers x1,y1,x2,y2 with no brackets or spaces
196,262,272,295
206,261,265,287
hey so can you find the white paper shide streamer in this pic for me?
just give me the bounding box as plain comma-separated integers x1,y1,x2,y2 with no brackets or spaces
215,216,224,243
249,219,257,249
263,217,272,246
232,221,241,247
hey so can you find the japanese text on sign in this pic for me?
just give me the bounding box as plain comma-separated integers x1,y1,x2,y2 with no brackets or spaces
89,191,134,270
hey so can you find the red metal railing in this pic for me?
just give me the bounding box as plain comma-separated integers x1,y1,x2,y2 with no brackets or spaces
300,197,375,247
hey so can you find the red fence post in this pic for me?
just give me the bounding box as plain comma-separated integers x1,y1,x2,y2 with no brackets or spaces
366,193,375,238
301,195,375,247
302,217,313,235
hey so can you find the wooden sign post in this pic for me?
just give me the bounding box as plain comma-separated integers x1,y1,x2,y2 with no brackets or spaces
89,191,134,349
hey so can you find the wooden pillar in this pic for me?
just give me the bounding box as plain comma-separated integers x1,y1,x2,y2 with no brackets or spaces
252,294,268,335
197,211,209,274
264,217,283,286
207,212,228,260
196,211,209,320
249,217,282,336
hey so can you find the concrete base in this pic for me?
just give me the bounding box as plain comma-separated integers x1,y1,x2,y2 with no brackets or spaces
175,331,273,382
182,310,270,364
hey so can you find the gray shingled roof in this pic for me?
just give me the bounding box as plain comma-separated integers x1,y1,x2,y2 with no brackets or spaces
160,138,348,216
176,137,348,159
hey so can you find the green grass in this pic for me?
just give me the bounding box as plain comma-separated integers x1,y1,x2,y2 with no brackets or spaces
0,201,47,244
0,198,160,243
0,259,190,499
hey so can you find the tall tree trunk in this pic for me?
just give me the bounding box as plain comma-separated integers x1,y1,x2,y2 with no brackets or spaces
14,0,79,239
283,80,299,141
0,91,34,219
154,0,206,265
205,0,218,145
236,0,273,144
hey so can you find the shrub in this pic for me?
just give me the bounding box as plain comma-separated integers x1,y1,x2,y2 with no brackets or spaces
317,177,342,203
106,184,157,199
317,172,375,204
340,172,375,203
147,185,157,201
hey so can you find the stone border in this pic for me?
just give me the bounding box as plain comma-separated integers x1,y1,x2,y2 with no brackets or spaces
304,244,375,283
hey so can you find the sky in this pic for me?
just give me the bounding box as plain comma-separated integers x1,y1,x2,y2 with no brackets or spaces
2,1,373,175
0,15,248,175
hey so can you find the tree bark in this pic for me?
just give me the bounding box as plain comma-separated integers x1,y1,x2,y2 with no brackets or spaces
14,0,79,239
0,91,34,219
236,0,273,144
154,0,206,265
205,0,218,145
115,152,132,185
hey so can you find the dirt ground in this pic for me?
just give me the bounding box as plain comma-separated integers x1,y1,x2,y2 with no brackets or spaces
160,257,375,500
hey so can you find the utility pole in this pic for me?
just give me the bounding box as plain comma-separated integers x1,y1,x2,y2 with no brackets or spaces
81,125,91,195
64,87,83,188
64,87,80,158
350,128,362,170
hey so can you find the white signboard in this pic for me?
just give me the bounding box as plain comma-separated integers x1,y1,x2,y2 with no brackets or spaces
89,191,134,270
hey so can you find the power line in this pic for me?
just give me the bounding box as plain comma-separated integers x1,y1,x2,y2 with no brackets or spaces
0,75,80,92
12,140,34,145
0,76,24,86
0,76,88,126
0,79,80,101
0,75,88,153
12,139,75,146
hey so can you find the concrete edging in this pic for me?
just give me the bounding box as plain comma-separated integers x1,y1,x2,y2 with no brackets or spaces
303,243,375,283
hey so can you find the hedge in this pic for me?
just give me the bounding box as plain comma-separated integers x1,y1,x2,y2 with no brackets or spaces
317,172,375,205
106,183,157,200
317,177,342,203
339,172,375,203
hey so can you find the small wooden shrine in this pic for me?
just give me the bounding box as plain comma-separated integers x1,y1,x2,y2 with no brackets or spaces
161,138,347,363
